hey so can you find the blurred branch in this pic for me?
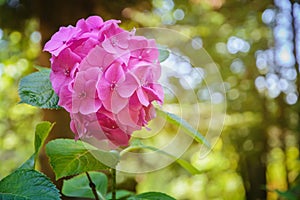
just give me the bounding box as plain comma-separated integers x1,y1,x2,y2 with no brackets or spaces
86,172,99,200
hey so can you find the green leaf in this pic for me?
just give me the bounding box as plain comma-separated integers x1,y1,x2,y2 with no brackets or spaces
0,193,27,200
62,172,107,199
19,121,54,170
158,45,170,62
173,157,201,175
34,121,54,153
106,190,135,199
0,169,60,200
19,154,35,170
128,192,175,200
126,139,200,175
156,109,210,147
46,139,119,180
18,67,60,109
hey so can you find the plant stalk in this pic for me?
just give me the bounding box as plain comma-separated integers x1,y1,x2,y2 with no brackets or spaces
111,168,117,200
86,172,100,200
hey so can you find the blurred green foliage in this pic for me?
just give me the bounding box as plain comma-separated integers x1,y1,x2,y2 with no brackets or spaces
0,19,41,178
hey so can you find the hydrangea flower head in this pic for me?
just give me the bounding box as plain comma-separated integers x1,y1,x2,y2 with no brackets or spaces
44,16,164,147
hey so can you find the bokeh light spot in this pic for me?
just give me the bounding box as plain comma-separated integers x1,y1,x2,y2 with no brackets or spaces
230,59,245,74
173,9,185,20
262,9,276,24
192,37,203,49
211,92,224,104
227,36,250,54
286,92,298,105
30,31,41,43
9,31,22,44
255,76,266,91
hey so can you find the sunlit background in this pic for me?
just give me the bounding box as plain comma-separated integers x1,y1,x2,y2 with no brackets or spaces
1,0,300,199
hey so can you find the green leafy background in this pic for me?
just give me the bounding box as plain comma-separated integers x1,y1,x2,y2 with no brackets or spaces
1,0,299,199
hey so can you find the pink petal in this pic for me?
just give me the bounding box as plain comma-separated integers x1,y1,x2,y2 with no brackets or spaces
138,108,147,126
101,93,112,111
115,31,130,49
86,120,107,140
73,71,86,92
117,73,139,98
72,38,98,58
72,71,101,114
97,78,111,100
149,63,161,81
129,109,139,125
105,62,125,83
128,37,148,51
70,119,79,140
106,129,130,146
86,16,103,29
58,84,73,112
79,98,100,115
137,88,149,106
75,18,86,30
79,81,101,115
84,68,101,82
117,106,138,128
115,52,131,66
102,38,117,54
98,21,122,42
70,114,85,139
44,26,78,56
145,104,156,121
50,70,69,94
143,83,164,104
131,64,151,83
111,91,128,113
129,93,143,111
84,45,115,71
102,31,130,53
51,48,81,71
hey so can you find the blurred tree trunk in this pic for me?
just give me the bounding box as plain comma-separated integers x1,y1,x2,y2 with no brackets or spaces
237,101,268,200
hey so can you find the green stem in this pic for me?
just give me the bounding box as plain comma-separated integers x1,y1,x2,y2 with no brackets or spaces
85,172,99,200
111,168,117,200
120,146,142,157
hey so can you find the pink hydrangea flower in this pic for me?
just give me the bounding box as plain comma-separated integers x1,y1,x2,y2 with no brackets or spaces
70,109,131,147
44,16,164,147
